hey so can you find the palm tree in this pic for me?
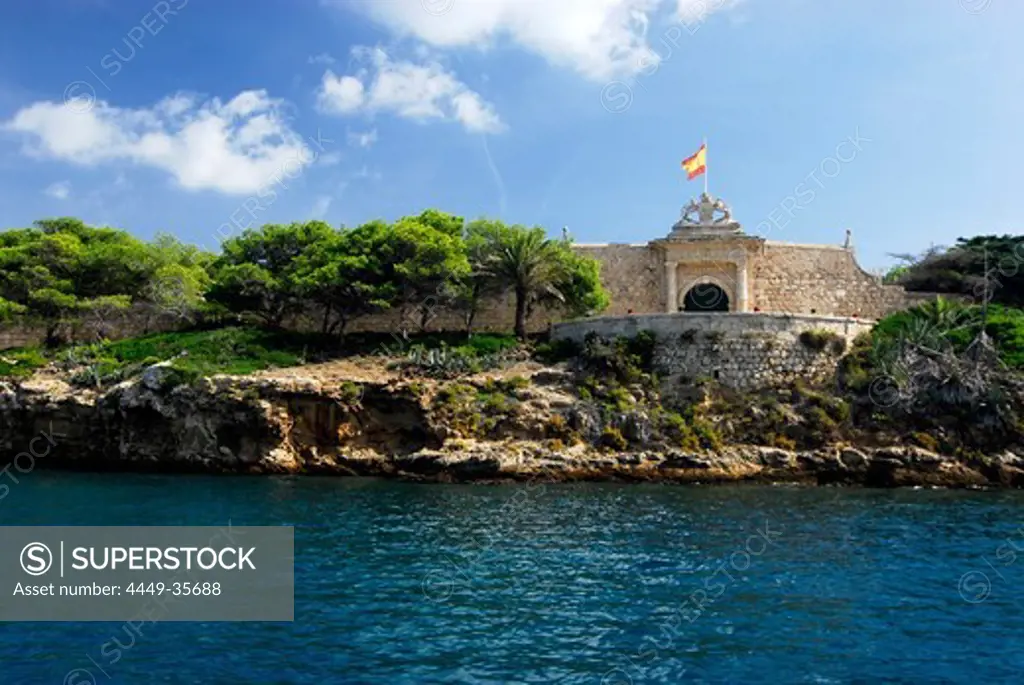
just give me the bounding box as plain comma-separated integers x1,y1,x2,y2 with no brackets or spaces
470,221,569,339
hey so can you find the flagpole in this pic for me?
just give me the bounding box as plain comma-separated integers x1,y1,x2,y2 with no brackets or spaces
703,136,708,195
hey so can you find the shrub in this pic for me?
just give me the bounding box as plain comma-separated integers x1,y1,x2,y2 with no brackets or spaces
338,381,363,406
691,417,723,451
910,431,939,451
479,376,530,397
533,337,581,364
801,406,839,446
603,386,636,413
600,426,628,451
477,391,509,413
435,384,476,407
503,375,530,390
545,414,572,439
431,384,481,436
577,331,657,386
398,344,481,378
159,365,204,390
768,433,797,450
799,329,844,353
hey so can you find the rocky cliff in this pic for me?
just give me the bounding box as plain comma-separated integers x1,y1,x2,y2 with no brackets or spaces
3,362,1023,488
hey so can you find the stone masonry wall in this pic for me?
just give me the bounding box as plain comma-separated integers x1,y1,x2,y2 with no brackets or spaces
574,244,664,315
750,242,919,319
552,312,874,392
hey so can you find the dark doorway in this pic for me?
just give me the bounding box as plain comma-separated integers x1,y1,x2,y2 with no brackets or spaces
683,283,729,312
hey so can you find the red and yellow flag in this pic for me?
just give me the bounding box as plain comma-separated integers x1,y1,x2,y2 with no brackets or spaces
681,144,706,180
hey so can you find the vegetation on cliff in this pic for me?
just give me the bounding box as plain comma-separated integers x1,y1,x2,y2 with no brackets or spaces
887,234,1024,307
0,213,608,346
0,326,521,388
6,294,1024,462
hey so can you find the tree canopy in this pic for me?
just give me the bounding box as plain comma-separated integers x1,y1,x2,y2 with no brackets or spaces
0,218,212,344
0,211,609,344
887,235,1024,307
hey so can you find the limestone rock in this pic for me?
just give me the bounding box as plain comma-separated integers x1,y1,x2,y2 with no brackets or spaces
756,447,795,469
839,447,869,470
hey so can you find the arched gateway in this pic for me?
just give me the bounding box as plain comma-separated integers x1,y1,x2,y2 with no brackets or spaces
655,193,757,314
683,283,729,312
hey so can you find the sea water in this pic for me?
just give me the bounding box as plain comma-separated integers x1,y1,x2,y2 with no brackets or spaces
3,473,1023,683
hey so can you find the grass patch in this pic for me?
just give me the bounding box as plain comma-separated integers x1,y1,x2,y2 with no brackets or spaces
1,327,342,385
3,326,520,385
0,348,47,379
98,327,323,378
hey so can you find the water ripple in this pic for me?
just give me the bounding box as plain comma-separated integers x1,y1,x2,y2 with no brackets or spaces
4,475,1024,683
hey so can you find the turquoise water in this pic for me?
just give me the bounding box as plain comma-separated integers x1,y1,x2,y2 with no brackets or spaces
3,473,1024,684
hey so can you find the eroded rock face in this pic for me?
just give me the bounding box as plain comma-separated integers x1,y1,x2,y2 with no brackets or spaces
2,371,1024,487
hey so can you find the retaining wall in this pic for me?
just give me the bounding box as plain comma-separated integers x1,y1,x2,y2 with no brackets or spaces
551,312,875,392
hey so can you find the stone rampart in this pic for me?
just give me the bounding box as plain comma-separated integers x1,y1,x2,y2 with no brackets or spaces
749,242,923,319
551,312,874,391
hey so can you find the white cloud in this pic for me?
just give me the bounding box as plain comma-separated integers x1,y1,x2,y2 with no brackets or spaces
317,48,504,133
44,181,71,200
309,195,332,219
347,128,378,148
338,0,739,81
676,0,741,29
3,90,313,195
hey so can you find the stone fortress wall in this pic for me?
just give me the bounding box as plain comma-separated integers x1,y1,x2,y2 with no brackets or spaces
750,242,935,317
542,193,940,392
573,239,930,321
552,312,875,392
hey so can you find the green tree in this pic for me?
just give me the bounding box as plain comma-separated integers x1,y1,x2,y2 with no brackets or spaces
895,236,1024,307
0,217,218,344
209,221,334,327
376,215,470,336
0,297,26,322
450,226,504,336
28,288,79,346
469,220,608,339
293,221,394,337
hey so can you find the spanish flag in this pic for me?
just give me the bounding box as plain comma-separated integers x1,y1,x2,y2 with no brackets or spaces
682,144,707,180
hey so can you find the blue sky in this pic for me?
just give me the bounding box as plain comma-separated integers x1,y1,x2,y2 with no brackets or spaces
0,0,1019,270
